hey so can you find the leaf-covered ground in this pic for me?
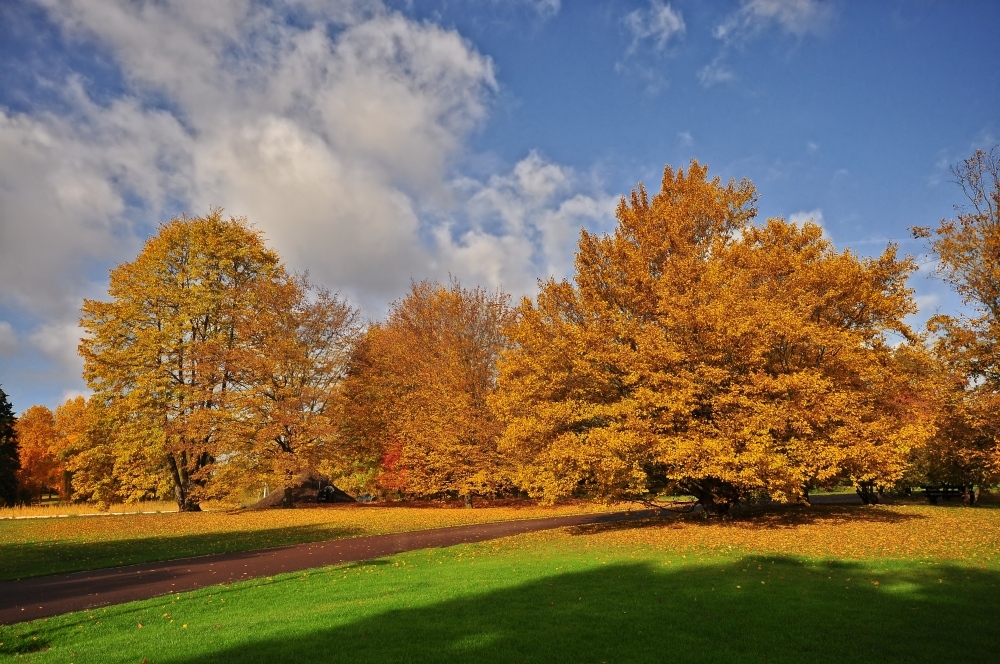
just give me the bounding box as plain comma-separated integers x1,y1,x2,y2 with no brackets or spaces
565,502,1000,564
0,502,618,581
2,503,998,663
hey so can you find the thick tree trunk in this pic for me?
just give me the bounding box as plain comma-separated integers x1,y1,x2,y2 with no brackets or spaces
856,482,881,505
686,478,741,517
166,453,201,512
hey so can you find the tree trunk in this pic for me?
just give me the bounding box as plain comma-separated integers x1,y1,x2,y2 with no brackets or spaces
686,478,740,517
166,453,201,512
856,482,881,505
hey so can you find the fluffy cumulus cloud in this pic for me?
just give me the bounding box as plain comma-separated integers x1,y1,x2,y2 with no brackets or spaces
624,0,686,51
435,152,618,294
0,0,614,405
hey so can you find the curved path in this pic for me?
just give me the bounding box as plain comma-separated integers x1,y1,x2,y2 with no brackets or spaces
0,509,655,626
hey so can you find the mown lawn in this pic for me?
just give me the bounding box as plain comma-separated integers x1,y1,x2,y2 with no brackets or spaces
2,503,997,663
0,502,617,581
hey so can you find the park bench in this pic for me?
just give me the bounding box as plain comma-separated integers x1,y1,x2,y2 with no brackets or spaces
920,485,966,505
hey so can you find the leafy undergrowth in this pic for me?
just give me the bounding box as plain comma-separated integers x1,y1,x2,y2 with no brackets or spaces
0,501,618,581
2,503,998,663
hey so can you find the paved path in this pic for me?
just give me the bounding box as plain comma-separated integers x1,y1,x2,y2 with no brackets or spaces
0,509,655,626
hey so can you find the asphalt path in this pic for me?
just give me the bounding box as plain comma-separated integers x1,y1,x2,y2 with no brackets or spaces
0,509,657,626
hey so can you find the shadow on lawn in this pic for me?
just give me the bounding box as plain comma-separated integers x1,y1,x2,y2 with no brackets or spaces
0,523,365,582
567,503,926,538
130,555,1000,664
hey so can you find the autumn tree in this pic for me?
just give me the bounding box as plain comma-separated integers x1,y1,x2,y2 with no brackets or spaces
48,396,144,507
13,405,59,502
340,280,514,504
51,396,88,499
0,385,18,506
494,162,927,514
81,211,355,510
210,277,360,498
912,145,1000,502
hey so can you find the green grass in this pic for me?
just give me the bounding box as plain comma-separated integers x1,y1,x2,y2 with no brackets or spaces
3,515,998,663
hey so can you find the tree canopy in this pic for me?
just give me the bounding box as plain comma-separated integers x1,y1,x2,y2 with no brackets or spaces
913,145,1000,502
494,162,927,513
13,404,58,501
340,280,513,503
80,211,357,510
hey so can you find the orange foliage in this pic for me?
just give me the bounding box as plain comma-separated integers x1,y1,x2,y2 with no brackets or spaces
912,146,1000,500
13,405,58,500
495,161,928,513
80,211,359,510
341,280,514,501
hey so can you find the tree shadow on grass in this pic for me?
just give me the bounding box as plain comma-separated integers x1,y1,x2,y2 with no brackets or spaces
0,523,365,582
566,504,927,538
125,555,1000,664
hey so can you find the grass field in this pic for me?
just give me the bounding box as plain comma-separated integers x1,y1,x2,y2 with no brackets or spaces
2,503,997,663
0,501,619,582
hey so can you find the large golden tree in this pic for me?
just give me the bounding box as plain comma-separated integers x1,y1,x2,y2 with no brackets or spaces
494,162,927,513
80,211,355,510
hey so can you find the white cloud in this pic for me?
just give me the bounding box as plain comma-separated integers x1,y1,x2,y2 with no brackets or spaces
697,58,736,87
435,152,618,294
714,0,834,44
678,131,694,147
29,321,85,376
625,0,686,51
485,0,560,19
0,322,17,356
789,208,825,231
525,0,560,18
701,0,833,87
807,141,819,153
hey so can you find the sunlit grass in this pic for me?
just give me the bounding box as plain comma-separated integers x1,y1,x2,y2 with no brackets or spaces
3,503,998,663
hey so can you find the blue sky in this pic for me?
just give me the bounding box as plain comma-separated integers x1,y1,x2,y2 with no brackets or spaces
0,0,997,413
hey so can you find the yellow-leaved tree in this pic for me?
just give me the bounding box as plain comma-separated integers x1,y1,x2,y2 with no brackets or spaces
494,162,929,514
80,211,357,510
210,277,361,498
912,145,1000,503
340,280,513,504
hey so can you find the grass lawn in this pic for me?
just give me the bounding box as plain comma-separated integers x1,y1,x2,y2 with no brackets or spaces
0,502,617,582
2,503,998,663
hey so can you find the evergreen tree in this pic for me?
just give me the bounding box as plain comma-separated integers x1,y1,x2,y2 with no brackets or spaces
0,385,19,506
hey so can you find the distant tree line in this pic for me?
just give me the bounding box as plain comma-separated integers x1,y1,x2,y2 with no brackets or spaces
3,148,998,513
